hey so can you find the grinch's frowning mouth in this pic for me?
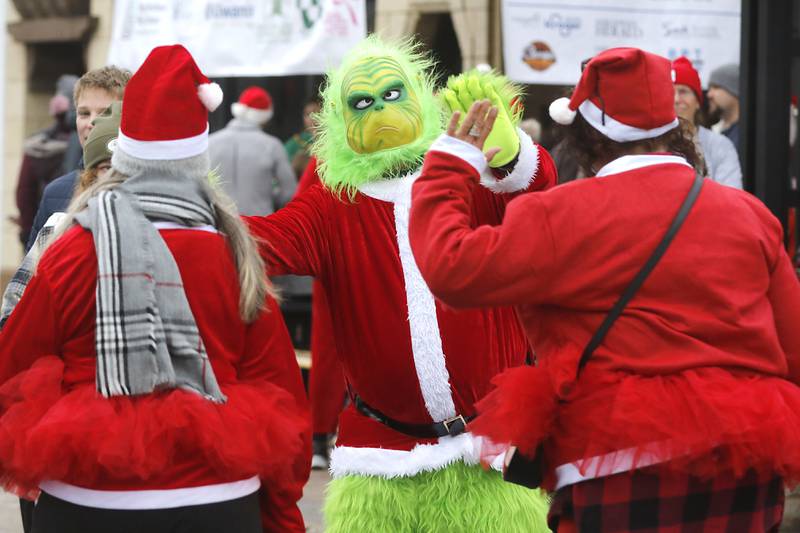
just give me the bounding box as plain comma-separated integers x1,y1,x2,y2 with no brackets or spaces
375,125,400,134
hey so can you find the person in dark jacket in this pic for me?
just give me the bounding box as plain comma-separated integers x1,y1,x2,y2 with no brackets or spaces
13,75,77,246
25,66,131,251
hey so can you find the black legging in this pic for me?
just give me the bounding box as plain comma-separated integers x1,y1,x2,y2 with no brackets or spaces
31,490,262,533
20,498,34,533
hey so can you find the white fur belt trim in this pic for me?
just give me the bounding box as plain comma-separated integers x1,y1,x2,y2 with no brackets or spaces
39,476,260,510
329,433,503,478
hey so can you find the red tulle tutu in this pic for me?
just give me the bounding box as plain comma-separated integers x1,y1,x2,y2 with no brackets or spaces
0,356,309,499
471,364,800,489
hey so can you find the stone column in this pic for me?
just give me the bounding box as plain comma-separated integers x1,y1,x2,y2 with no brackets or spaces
2,0,27,274
375,0,420,40
87,0,113,69
374,0,492,72
448,0,490,71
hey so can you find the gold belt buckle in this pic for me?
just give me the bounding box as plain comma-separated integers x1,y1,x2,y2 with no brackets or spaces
442,414,467,436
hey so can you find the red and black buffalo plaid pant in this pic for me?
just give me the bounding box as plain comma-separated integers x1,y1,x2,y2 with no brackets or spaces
548,467,784,532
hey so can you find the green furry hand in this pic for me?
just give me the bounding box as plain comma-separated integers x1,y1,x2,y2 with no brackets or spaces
442,74,520,167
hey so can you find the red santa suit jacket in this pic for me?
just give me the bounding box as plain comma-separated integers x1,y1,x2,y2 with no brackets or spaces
246,130,558,477
0,225,311,533
409,143,800,490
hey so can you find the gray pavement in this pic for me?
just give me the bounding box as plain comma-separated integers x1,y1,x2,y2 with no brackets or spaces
1,476,798,532
0,493,22,533
300,470,328,532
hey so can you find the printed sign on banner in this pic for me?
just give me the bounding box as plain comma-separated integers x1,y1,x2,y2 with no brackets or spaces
502,0,741,86
108,0,366,76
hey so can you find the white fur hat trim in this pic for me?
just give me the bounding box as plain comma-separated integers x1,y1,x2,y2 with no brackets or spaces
549,97,577,125
231,102,274,124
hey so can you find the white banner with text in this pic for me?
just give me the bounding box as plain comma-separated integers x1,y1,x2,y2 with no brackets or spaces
108,0,366,77
502,0,741,85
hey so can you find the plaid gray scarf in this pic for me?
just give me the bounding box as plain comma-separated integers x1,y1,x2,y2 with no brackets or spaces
74,172,226,402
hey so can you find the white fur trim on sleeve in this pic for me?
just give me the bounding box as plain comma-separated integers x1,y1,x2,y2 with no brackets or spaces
428,134,488,176
479,128,539,194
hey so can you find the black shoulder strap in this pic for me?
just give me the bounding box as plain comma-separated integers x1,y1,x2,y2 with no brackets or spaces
577,173,704,374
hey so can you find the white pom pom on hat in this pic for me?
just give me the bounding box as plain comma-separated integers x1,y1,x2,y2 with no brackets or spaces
549,97,577,125
198,82,223,112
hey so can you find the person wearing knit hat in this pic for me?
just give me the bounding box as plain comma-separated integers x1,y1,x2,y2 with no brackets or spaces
707,63,741,152
672,57,742,189
209,86,296,216
0,44,311,533
79,101,121,185
409,46,800,530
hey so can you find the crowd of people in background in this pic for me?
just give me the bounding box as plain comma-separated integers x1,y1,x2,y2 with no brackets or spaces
9,54,781,256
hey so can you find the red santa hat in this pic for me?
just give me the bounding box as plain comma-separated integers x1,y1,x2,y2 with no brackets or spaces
671,56,703,104
549,47,679,143
117,44,222,161
231,86,274,124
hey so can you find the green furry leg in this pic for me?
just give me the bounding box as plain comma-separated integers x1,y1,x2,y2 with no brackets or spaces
324,461,550,532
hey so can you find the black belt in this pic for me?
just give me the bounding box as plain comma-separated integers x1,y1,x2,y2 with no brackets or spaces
353,394,473,439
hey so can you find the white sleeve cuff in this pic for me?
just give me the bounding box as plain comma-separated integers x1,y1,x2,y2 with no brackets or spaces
428,134,489,176
479,128,540,194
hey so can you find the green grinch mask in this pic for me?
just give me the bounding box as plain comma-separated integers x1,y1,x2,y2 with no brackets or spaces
313,35,524,199
313,36,446,198
341,57,423,154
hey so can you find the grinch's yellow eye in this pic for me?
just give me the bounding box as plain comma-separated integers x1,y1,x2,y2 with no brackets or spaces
353,97,374,110
383,88,402,101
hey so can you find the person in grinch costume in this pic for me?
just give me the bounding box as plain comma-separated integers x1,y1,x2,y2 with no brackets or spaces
245,36,557,532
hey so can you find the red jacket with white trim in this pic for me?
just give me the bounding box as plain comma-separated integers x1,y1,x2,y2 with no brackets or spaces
245,132,558,476
0,227,311,533
409,147,800,487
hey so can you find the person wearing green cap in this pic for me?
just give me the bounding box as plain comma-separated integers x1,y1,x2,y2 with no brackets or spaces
0,102,121,328
76,101,120,191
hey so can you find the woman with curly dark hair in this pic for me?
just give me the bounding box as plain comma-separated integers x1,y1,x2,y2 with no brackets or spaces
409,47,800,532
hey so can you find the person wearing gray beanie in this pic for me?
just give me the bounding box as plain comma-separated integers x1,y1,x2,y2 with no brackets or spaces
708,63,740,152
